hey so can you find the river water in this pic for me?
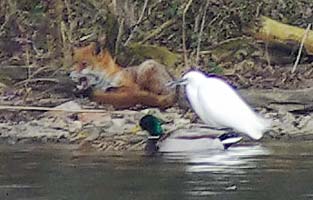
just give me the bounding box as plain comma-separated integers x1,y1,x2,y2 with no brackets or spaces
0,141,312,200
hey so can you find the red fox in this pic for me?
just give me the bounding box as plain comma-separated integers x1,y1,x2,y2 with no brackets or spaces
70,42,176,109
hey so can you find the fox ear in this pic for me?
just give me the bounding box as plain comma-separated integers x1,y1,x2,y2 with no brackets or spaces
98,35,106,46
91,34,106,55
94,41,102,55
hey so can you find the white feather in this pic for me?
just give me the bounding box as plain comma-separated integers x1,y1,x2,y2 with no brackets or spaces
183,71,270,140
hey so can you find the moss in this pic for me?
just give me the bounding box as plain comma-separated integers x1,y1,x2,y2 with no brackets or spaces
127,43,180,67
210,37,258,63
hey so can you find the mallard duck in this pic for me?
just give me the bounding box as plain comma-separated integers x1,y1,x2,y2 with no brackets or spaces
139,115,242,153
167,70,270,140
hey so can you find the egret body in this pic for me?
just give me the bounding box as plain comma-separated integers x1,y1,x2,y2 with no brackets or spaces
170,71,270,140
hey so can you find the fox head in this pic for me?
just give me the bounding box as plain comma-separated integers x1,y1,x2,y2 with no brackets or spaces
70,41,121,91
71,41,118,72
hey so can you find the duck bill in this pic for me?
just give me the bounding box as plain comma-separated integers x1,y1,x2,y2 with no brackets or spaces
166,78,188,88
131,125,142,134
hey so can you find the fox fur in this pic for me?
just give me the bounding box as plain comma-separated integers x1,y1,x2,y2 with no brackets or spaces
70,42,177,109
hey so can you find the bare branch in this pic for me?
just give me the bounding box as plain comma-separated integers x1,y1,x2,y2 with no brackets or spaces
196,0,209,65
124,0,149,46
182,0,193,68
291,23,312,73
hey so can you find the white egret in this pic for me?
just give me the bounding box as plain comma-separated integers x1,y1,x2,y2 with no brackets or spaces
168,71,270,140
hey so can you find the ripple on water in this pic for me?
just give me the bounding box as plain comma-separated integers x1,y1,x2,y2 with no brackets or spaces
0,142,313,200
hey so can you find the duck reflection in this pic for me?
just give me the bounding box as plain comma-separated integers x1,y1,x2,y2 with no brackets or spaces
160,144,270,173
160,144,271,198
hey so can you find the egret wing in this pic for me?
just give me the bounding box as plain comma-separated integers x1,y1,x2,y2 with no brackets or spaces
186,84,220,127
197,78,267,139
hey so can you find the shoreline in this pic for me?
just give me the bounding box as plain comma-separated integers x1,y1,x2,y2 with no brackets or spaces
1,86,313,152
1,103,313,152
0,131,312,154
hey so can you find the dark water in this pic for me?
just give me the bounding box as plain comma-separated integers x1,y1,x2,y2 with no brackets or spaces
0,142,313,200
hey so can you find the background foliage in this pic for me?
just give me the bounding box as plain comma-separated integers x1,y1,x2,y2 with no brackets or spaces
0,0,313,89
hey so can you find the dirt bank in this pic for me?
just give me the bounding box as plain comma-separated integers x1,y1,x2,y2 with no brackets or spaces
1,94,313,152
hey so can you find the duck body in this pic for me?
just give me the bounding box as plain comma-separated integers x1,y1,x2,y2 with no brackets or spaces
139,115,242,154
157,129,224,152
147,129,242,153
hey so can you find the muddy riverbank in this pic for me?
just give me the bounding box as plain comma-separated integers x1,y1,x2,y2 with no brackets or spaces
1,95,313,152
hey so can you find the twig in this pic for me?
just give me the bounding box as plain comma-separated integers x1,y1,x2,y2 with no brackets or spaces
0,1,16,37
265,40,271,67
0,105,107,113
0,105,139,115
111,0,117,14
115,17,124,55
208,13,221,27
0,14,12,37
79,33,95,42
13,66,53,87
24,36,32,87
195,0,209,65
140,19,175,44
26,66,52,80
15,78,60,86
182,0,193,68
255,2,263,18
291,24,312,73
124,0,149,46
63,0,73,43
60,21,67,50
13,37,45,57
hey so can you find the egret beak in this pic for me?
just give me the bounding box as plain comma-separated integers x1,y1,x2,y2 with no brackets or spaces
166,78,188,88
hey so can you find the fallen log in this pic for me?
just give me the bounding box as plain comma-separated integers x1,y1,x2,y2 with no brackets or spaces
239,87,313,112
178,86,313,113
253,16,313,55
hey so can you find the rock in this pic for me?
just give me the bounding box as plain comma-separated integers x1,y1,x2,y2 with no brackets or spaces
129,135,144,144
68,121,83,133
84,127,101,141
112,118,127,127
0,93,313,151
104,118,137,135
44,101,82,118
135,130,148,136
78,112,112,127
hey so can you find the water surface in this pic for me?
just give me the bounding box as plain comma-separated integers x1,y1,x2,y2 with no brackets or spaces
0,142,313,200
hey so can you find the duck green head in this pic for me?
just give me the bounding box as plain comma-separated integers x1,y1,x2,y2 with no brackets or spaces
139,115,164,137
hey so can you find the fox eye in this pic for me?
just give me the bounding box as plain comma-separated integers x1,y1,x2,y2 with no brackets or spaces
81,61,88,68
77,61,88,71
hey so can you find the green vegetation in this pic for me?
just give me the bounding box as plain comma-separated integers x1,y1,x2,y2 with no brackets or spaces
0,0,312,82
